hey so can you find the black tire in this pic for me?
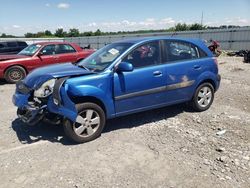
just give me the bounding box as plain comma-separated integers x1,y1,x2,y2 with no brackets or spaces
63,102,106,143
191,82,214,112
4,65,26,83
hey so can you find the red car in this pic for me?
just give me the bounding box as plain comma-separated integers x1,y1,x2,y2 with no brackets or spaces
0,42,95,83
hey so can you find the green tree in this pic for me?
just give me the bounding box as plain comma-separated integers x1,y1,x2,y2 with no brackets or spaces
189,23,206,30
1,33,7,38
24,32,34,38
67,28,80,37
81,31,93,36
174,23,189,31
55,28,66,37
44,30,52,36
94,29,102,36
35,31,46,37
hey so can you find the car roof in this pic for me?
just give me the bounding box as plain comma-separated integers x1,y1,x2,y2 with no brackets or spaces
115,36,212,56
32,41,75,45
115,37,203,44
0,40,27,43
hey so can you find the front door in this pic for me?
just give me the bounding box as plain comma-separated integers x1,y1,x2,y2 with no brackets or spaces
114,41,167,115
37,44,58,67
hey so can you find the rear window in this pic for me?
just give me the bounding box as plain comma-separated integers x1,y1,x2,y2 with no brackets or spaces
7,42,17,47
198,48,208,58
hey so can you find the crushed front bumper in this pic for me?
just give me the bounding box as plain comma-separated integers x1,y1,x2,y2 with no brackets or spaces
12,93,46,125
12,79,79,125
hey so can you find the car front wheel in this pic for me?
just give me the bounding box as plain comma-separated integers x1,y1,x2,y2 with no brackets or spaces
63,102,106,143
4,65,26,83
191,83,214,112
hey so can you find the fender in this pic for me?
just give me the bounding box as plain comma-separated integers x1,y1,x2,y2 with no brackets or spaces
195,71,219,90
67,84,115,119
47,83,78,122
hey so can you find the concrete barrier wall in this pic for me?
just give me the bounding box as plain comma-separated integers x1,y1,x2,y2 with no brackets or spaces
0,38,64,45
64,27,250,51
1,27,249,51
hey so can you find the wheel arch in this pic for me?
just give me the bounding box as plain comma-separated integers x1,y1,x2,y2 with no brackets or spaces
197,79,216,91
195,71,219,92
70,96,107,117
66,84,116,119
4,64,28,75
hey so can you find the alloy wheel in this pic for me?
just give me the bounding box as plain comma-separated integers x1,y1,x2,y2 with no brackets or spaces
9,70,22,81
73,109,100,138
197,86,212,108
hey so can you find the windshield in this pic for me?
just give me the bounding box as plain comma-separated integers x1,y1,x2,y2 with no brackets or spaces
78,42,133,72
18,44,41,56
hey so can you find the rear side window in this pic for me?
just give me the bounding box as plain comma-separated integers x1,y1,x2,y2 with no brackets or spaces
17,41,27,46
0,43,5,48
55,44,76,54
123,41,160,68
165,40,199,62
7,42,17,47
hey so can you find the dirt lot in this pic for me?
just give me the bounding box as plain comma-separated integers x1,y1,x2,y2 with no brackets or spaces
0,57,249,188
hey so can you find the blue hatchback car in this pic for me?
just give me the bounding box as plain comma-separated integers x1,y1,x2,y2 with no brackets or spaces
13,37,221,143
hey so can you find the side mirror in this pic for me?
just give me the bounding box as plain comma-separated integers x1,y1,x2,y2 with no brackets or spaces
37,51,44,56
116,62,134,72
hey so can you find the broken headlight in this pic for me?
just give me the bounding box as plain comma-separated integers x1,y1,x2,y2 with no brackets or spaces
34,79,56,98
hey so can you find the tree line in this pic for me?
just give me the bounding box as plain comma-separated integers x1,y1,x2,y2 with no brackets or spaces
0,23,246,38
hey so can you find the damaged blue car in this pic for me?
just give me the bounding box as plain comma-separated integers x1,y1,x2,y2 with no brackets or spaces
13,37,221,143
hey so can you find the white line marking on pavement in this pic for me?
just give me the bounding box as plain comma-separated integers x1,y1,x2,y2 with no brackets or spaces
0,140,49,155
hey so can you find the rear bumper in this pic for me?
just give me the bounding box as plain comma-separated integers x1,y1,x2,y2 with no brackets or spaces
215,74,221,91
217,74,221,82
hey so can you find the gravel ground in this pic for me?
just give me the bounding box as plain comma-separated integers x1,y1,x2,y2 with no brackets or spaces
0,57,249,188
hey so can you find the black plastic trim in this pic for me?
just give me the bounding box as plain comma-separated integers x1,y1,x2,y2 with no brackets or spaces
52,77,69,106
115,80,195,101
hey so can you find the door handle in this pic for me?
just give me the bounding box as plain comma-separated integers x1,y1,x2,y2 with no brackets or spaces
193,65,201,70
153,71,162,77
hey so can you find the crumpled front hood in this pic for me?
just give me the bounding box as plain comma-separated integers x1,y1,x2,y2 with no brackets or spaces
23,63,94,89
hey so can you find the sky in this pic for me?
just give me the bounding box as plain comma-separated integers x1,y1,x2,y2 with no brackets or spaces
0,0,250,36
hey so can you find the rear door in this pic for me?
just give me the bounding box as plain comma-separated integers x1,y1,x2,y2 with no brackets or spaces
113,41,167,115
162,40,205,103
55,44,78,63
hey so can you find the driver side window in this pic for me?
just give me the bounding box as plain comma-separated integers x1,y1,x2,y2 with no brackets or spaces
41,45,56,55
123,42,160,68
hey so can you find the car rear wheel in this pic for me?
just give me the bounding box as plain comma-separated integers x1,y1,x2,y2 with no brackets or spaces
191,83,214,111
4,66,26,83
63,102,106,143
